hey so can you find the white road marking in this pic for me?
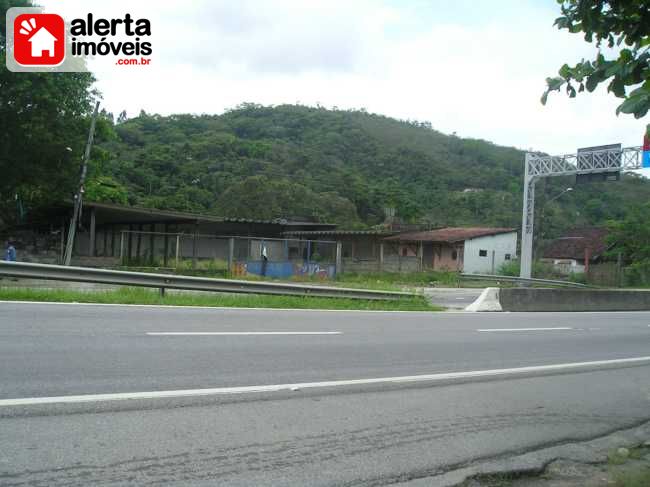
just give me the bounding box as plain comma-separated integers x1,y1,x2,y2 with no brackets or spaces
2,355,649,407
477,327,573,332
146,331,342,336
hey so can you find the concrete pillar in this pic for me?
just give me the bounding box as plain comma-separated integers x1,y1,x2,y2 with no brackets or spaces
103,226,107,257
418,242,423,272
110,226,116,257
127,225,133,263
163,224,169,267
175,234,180,269
149,224,156,265
119,231,125,265
335,241,342,275
192,222,198,268
228,237,235,275
398,241,402,272
135,224,143,260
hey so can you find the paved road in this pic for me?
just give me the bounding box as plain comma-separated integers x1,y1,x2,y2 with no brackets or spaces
1,302,650,486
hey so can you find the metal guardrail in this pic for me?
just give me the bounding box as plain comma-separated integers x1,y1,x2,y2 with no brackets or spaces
460,273,589,288
0,261,412,301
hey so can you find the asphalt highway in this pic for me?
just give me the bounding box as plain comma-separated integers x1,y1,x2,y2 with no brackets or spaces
1,302,650,486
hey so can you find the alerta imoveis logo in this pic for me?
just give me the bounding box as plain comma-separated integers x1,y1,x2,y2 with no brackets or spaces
9,10,152,70
13,13,66,66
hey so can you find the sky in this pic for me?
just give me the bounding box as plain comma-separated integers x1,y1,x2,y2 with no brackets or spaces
42,0,648,156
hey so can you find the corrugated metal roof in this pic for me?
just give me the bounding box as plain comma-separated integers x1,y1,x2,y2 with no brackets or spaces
82,201,335,227
384,227,517,243
542,227,610,261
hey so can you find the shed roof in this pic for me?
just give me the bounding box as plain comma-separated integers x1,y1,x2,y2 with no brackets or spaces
384,227,516,243
79,201,335,227
284,230,396,237
542,227,610,261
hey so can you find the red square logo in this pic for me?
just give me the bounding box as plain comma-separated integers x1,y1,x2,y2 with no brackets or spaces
13,14,65,66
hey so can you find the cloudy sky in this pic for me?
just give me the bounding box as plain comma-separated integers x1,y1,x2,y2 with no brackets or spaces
43,0,647,155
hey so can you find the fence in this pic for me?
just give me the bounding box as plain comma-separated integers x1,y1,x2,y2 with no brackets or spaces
340,240,422,273
118,231,339,279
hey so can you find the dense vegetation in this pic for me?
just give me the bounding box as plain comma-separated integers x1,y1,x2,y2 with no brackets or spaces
0,0,97,225
86,103,650,240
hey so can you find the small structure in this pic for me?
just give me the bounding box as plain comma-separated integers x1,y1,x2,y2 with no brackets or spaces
541,227,610,274
385,227,517,274
6,201,335,269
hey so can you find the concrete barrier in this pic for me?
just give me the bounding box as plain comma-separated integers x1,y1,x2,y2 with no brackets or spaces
464,288,502,312
499,288,650,312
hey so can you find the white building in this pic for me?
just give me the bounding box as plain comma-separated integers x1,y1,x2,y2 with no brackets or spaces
387,227,518,274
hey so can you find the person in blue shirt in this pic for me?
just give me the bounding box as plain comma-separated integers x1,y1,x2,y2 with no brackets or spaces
4,241,16,262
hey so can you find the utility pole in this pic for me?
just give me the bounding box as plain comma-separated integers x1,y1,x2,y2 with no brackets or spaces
63,101,100,266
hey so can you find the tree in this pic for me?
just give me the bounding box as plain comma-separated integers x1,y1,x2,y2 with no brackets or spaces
607,202,650,263
0,0,97,226
542,0,650,122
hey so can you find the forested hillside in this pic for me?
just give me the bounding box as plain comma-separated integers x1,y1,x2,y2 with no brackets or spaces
89,103,650,237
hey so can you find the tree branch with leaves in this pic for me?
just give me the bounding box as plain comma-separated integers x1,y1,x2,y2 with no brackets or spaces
542,0,649,124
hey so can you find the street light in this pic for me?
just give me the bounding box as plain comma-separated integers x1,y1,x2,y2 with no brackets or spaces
546,187,573,204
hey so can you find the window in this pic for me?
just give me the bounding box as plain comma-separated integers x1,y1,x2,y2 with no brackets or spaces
505,253,511,260
451,250,458,260
479,249,487,257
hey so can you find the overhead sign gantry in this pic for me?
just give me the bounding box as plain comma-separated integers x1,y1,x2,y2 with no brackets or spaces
520,145,646,279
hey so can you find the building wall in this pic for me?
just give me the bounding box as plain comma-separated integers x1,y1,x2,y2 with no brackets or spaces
431,243,463,271
462,232,517,274
341,256,419,273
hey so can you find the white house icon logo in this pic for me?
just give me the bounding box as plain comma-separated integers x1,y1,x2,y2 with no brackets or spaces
19,18,57,57
12,13,66,66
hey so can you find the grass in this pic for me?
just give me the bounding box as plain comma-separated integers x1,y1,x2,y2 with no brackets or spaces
115,267,467,291
0,286,442,312
614,467,650,487
607,446,650,487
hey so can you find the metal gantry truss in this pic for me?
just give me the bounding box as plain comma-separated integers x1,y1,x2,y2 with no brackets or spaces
520,146,643,279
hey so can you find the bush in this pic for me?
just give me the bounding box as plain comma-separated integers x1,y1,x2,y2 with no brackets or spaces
498,259,520,276
623,261,650,287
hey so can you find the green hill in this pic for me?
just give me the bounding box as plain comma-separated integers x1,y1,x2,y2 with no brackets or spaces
93,103,649,237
